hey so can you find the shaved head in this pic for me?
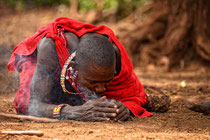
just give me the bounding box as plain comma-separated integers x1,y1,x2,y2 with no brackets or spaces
76,34,116,70
75,34,116,94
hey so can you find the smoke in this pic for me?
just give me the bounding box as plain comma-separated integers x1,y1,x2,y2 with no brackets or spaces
77,84,99,100
77,83,115,106
75,83,116,121
28,64,52,117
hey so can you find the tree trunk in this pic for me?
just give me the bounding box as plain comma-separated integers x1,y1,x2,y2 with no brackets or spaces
121,0,210,70
69,0,79,18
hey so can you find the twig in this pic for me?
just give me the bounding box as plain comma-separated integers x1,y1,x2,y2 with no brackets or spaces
0,130,44,137
0,112,59,123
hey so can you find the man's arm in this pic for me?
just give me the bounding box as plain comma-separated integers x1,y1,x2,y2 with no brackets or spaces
29,37,119,121
28,37,58,118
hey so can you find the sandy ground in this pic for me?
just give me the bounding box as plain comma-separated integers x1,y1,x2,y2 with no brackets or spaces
0,7,209,140
0,69,210,140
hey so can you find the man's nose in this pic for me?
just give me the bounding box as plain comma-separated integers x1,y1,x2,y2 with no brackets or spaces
95,85,106,93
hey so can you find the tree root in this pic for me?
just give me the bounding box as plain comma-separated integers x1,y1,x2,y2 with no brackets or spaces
117,0,210,70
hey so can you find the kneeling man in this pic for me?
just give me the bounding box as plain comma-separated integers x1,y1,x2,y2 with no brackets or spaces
8,17,154,121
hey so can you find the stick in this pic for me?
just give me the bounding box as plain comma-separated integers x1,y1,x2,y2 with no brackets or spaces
186,102,210,115
0,130,44,137
0,112,59,123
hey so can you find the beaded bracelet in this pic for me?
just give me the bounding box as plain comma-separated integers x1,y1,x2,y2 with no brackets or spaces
53,104,68,119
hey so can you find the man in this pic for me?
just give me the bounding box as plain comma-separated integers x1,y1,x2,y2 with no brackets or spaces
8,17,160,121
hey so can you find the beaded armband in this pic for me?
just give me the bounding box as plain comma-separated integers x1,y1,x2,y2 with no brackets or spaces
53,104,68,119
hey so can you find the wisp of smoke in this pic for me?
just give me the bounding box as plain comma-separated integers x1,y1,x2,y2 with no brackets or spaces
77,83,115,104
77,84,99,100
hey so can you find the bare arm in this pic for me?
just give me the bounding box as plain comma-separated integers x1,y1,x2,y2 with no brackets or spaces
28,37,59,118
28,37,119,121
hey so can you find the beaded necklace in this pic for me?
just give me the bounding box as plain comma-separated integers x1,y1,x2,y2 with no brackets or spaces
60,51,81,94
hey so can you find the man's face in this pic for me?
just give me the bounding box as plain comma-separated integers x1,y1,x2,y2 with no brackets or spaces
78,62,115,97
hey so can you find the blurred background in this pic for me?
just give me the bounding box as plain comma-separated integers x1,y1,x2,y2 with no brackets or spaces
0,2,209,137
0,0,210,94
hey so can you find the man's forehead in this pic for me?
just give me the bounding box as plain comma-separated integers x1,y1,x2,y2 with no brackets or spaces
84,76,114,83
80,60,114,72
79,63,115,80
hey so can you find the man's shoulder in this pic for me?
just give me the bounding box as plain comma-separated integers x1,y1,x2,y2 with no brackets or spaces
37,37,56,52
36,37,59,68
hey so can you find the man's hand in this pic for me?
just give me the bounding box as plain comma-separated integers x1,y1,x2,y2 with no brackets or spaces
111,100,131,122
61,96,119,121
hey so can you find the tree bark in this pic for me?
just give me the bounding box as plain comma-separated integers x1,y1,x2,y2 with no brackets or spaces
120,0,210,70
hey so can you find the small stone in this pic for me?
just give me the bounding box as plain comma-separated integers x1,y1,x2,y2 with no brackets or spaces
88,131,93,134
180,80,186,88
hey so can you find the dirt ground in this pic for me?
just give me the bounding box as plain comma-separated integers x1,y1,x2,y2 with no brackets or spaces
0,7,210,140
0,69,210,140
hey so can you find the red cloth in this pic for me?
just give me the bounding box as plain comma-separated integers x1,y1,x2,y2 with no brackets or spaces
8,17,152,117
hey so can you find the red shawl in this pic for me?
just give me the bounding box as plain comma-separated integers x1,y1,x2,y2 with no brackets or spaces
8,17,152,117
